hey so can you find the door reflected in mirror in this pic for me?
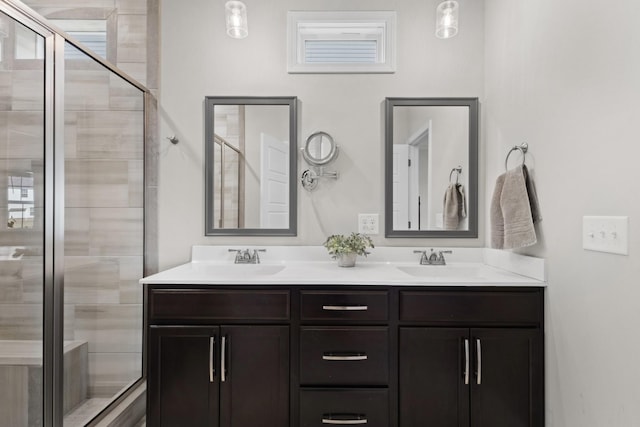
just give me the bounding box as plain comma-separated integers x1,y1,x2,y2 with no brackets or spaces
205,97,297,236
385,98,478,238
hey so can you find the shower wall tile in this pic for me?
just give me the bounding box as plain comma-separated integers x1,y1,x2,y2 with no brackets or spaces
0,276,22,302
65,208,143,256
64,69,111,111
116,0,147,14
23,0,115,9
0,366,29,427
65,159,131,208
0,304,42,340
88,352,141,397
118,256,143,303
65,112,78,158
111,62,147,91
76,111,144,160
11,70,45,111
64,257,121,304
0,112,45,159
0,71,12,111
128,160,144,207
75,304,142,353
117,15,147,63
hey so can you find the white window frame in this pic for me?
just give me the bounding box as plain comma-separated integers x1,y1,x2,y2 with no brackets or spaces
287,11,396,74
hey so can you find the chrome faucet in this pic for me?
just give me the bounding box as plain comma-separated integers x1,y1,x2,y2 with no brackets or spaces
229,248,266,264
413,248,453,265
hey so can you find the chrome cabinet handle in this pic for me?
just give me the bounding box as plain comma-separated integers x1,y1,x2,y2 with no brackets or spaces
322,414,368,425
476,338,482,385
221,335,227,383
322,305,368,311
322,352,368,361
209,337,215,383
464,338,469,385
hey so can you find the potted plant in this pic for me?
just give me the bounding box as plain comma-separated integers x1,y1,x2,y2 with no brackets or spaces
323,232,374,267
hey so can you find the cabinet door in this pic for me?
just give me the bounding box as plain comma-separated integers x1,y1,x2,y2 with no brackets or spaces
148,326,220,427
399,328,470,427
219,325,289,427
470,328,543,427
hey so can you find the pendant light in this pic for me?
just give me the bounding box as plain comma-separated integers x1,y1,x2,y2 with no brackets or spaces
436,0,459,39
225,1,248,39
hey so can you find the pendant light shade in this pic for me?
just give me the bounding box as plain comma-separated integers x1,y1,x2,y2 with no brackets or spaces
225,1,248,39
436,0,459,39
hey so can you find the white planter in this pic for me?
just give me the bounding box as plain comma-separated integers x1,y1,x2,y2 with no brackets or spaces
337,252,357,267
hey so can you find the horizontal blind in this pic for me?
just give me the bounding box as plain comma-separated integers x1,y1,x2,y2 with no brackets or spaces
304,39,378,63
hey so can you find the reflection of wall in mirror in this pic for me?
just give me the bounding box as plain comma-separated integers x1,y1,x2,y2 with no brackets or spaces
429,108,468,231
393,106,469,231
244,105,289,228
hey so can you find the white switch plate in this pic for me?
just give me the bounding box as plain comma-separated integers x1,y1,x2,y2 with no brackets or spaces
582,216,628,255
358,214,379,235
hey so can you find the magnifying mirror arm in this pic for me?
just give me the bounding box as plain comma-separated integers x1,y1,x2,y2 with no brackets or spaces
301,166,339,191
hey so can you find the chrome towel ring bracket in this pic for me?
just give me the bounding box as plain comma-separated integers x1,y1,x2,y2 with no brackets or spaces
505,142,528,171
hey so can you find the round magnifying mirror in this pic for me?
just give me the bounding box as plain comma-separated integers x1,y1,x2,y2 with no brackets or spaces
302,131,339,167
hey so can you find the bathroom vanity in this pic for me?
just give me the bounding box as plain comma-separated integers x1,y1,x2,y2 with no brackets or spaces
142,247,545,427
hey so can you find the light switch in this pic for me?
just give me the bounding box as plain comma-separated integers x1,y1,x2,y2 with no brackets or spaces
582,216,628,255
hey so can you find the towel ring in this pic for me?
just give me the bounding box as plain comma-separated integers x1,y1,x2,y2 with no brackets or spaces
505,142,528,171
449,166,462,184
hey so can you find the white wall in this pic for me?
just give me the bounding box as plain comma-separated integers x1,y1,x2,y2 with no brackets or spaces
158,0,485,268
484,0,640,425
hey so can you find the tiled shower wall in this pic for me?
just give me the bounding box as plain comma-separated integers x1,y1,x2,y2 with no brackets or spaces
1,0,158,399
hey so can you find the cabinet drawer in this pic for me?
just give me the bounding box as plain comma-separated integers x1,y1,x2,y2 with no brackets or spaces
400,289,543,324
300,291,388,321
300,389,389,427
148,289,290,321
300,327,389,386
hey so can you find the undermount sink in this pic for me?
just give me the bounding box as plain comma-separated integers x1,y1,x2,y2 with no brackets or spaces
196,264,286,277
396,265,490,279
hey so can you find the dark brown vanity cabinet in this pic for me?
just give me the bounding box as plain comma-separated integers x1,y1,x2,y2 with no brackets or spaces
398,290,544,427
298,290,391,427
145,285,544,427
146,289,290,427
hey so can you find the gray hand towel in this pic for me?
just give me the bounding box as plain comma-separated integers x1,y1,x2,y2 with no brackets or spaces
490,164,541,249
443,183,467,230
443,184,459,230
457,184,467,220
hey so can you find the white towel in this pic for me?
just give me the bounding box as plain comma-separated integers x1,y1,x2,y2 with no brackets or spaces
490,164,541,249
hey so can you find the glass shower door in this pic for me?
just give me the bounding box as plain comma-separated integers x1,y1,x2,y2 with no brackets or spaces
0,10,46,427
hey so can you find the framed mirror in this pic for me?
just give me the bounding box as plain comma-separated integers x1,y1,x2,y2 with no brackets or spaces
385,97,479,238
205,96,297,236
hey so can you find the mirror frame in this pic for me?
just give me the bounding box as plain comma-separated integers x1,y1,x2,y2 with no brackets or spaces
384,97,479,238
204,96,298,236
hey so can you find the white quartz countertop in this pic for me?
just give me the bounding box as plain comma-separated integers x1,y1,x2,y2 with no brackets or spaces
140,246,546,287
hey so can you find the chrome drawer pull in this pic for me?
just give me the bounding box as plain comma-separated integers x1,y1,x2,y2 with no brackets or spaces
464,338,469,385
476,338,482,385
322,352,368,361
221,335,227,383
209,337,215,383
322,305,368,311
322,414,368,425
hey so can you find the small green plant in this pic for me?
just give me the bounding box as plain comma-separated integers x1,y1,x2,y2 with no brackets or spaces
323,232,374,258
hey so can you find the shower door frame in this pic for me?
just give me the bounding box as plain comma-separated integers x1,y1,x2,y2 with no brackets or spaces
0,1,151,425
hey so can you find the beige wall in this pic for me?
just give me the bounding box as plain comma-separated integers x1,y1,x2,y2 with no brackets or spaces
484,0,640,425
158,0,486,269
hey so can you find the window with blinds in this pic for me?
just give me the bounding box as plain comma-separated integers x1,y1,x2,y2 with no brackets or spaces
288,11,396,74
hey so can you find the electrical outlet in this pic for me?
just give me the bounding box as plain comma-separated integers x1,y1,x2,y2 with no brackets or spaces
358,214,379,235
582,216,628,255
